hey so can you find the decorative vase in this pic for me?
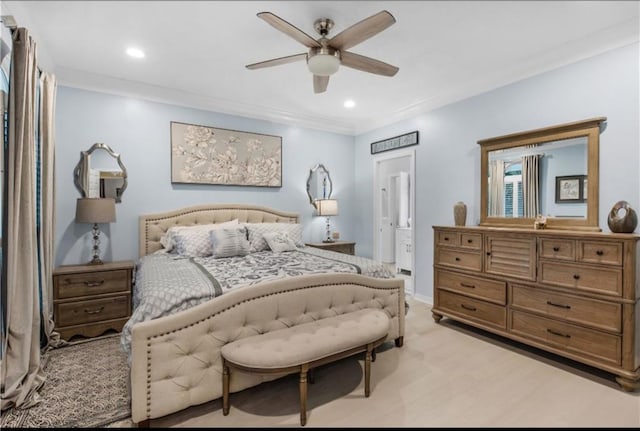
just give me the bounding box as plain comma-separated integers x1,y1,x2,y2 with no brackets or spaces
608,200,638,233
454,201,467,226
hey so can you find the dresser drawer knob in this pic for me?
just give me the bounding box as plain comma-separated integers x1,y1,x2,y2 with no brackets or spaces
546,301,571,309
84,306,105,315
467,239,473,244
460,282,476,289
547,328,571,338
573,274,580,280
486,252,491,256
85,280,105,287
596,250,604,256
460,304,477,312
444,237,449,241
455,257,460,262
553,246,560,252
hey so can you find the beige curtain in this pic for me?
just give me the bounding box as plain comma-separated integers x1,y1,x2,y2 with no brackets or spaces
488,159,504,217
39,72,63,349
0,28,45,411
522,154,540,218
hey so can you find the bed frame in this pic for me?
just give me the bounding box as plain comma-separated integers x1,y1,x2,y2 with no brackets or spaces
130,203,405,426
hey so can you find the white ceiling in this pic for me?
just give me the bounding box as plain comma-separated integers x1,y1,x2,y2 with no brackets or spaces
3,1,639,135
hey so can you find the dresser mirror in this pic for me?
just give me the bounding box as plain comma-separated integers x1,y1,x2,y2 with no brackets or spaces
306,163,332,208
73,143,128,203
479,117,606,231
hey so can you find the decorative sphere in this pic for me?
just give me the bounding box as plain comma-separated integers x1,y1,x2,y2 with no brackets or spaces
607,201,638,233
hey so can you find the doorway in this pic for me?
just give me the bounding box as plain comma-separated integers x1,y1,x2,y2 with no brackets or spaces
373,149,415,296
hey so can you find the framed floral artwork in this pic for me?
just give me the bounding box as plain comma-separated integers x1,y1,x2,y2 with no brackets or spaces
171,121,282,187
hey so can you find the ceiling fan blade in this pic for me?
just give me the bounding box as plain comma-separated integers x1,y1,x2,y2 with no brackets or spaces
328,10,395,51
341,51,398,77
246,53,307,70
257,12,321,49
313,75,329,94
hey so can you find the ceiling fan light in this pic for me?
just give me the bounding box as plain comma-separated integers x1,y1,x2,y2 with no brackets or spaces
307,53,340,76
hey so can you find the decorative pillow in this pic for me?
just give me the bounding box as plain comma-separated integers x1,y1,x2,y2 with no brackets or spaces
263,231,298,253
160,219,239,253
209,226,250,258
244,223,304,252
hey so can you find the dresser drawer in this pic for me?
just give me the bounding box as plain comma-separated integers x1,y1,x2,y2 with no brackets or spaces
539,239,575,261
510,310,621,366
437,290,506,329
435,269,506,305
459,233,482,250
55,295,130,327
539,261,622,296
510,285,621,333
436,249,482,272
578,241,623,266
436,231,459,247
54,269,130,299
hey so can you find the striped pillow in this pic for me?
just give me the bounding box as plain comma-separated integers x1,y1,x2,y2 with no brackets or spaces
209,226,250,258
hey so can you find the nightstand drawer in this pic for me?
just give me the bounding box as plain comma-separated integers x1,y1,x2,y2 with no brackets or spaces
55,295,130,327
55,269,130,299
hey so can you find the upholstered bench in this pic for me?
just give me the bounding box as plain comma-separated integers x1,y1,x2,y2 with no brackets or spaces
220,308,390,426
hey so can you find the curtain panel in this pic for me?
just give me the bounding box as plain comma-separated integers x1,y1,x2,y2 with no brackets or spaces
1,27,57,411
521,154,540,218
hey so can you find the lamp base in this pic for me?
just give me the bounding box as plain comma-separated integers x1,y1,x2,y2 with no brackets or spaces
322,239,336,243
88,256,104,265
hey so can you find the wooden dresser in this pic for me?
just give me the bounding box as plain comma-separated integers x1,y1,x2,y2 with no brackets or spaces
53,260,134,340
432,226,640,391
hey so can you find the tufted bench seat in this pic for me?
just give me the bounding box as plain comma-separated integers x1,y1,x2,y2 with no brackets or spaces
220,308,390,426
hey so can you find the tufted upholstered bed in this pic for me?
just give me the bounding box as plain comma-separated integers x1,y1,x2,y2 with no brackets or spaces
127,203,405,426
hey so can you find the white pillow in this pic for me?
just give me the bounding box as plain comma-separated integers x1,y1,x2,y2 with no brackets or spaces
167,220,239,256
209,226,250,258
263,231,298,253
244,223,304,252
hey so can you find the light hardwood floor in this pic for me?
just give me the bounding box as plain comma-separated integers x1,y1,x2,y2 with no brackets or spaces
147,298,640,427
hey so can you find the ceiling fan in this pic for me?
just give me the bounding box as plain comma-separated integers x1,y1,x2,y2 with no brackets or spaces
246,10,399,94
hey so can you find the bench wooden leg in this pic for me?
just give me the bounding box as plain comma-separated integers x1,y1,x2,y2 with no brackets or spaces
299,363,309,426
365,342,372,397
395,336,404,347
222,360,230,416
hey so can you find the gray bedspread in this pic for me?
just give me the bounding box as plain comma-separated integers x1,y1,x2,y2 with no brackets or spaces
120,247,394,357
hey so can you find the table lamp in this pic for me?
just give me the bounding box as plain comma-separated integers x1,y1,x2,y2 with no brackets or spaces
75,198,116,264
316,199,338,243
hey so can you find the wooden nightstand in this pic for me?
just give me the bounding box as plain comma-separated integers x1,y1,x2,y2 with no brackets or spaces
305,241,356,255
53,260,134,340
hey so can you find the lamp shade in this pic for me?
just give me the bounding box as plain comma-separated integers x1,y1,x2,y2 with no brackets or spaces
76,198,116,224
316,199,338,216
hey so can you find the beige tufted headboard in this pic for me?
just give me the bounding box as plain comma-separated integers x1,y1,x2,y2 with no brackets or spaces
139,203,299,257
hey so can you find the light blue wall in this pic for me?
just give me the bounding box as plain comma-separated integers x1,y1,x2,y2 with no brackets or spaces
55,87,355,266
354,43,639,302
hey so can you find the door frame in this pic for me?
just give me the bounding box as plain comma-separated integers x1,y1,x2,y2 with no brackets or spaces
372,148,416,295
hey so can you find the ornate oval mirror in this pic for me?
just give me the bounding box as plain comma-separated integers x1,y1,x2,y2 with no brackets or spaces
479,117,605,231
73,143,128,203
306,164,332,207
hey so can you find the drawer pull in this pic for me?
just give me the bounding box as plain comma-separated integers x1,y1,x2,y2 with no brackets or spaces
546,301,571,309
460,282,476,289
467,239,473,244
596,250,604,256
444,237,449,241
84,306,105,315
552,246,560,252
84,280,105,287
486,252,491,256
455,257,460,262
547,328,571,338
573,274,580,280
460,304,477,312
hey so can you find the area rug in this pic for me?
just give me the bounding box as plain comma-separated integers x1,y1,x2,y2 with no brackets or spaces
0,334,132,428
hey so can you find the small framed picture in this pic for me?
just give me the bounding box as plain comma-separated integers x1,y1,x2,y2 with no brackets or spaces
555,175,586,203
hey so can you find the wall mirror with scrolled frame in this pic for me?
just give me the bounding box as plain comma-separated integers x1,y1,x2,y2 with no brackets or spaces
306,164,332,208
479,117,606,231
73,143,128,203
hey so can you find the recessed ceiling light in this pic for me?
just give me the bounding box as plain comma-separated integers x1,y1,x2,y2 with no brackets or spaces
344,99,356,108
126,47,145,59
